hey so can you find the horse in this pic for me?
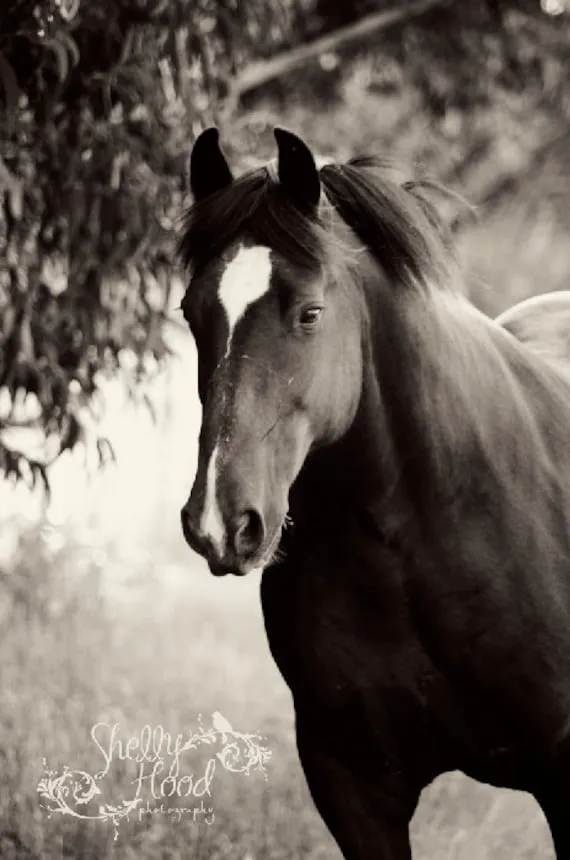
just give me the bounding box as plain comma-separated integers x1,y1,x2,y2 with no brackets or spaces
496,291,570,369
178,126,570,859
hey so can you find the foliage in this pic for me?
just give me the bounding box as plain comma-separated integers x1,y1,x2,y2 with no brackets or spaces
0,0,312,484
0,0,568,485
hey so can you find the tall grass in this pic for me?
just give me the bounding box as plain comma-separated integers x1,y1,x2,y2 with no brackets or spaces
0,517,554,859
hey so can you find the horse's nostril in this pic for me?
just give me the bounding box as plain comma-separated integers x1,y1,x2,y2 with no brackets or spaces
233,509,265,558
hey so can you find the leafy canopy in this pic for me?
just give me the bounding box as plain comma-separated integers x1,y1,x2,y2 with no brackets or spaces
0,0,568,487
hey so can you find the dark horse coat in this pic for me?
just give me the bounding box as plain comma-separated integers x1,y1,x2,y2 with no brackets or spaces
179,127,570,859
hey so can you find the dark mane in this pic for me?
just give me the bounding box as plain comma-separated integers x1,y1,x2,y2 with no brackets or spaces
320,156,457,291
178,154,459,293
178,168,327,274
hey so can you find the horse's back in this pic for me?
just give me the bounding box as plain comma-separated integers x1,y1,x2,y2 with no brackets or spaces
496,291,570,374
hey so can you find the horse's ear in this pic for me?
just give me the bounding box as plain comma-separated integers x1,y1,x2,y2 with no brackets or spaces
274,128,321,212
189,127,234,201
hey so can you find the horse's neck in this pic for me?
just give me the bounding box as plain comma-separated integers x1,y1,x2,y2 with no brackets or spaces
289,290,488,522
291,284,563,544
370,285,563,518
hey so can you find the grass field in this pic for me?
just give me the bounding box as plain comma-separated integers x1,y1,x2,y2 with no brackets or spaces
0,532,555,860
1,83,569,858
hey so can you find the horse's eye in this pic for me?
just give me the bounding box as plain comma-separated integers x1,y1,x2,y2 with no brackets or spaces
299,305,323,329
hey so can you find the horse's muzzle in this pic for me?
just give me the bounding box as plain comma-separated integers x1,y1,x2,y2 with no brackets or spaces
180,503,264,576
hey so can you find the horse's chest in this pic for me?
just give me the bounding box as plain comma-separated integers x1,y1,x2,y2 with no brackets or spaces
260,545,480,779
260,548,427,712
294,592,374,702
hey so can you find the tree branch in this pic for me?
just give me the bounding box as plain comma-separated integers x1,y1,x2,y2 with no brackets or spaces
226,0,455,105
453,130,570,230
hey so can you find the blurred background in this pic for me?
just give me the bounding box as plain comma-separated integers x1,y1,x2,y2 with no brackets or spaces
0,0,569,857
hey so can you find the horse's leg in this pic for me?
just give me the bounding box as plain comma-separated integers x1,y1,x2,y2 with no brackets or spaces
296,724,418,860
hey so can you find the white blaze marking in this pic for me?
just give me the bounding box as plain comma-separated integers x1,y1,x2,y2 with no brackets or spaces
218,245,273,356
200,444,226,550
199,245,273,550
